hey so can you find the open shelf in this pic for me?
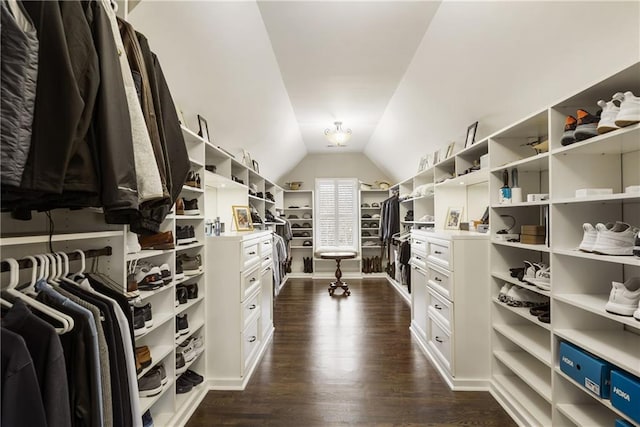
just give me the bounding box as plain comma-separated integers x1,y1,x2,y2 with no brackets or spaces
137,345,173,380
176,296,204,316
556,403,621,427
174,272,204,286
176,242,204,252
491,272,551,297
555,293,640,330
493,350,552,402
176,215,205,220
436,169,488,187
0,230,123,246
135,312,173,340
492,298,551,331
553,192,640,205
491,152,549,173
492,240,550,252
491,200,549,208
139,283,174,301
493,323,551,366
126,249,174,262
493,374,551,426
552,123,640,156
181,185,204,194
139,378,174,414
176,320,205,347
554,248,640,267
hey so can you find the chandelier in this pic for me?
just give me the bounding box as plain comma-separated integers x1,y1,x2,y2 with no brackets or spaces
324,121,352,146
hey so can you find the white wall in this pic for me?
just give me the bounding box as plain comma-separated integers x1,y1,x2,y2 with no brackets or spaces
366,1,640,183
279,153,391,190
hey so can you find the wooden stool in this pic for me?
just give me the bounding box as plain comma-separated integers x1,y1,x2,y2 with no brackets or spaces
319,251,357,296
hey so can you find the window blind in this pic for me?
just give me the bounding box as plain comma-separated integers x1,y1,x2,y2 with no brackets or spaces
315,178,358,251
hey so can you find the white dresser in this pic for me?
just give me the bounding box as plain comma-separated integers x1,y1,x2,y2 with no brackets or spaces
410,229,490,390
206,230,274,389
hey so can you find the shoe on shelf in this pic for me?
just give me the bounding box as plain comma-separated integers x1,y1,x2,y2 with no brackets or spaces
498,283,513,302
183,199,200,216
178,339,197,363
505,286,549,307
133,310,147,337
182,336,204,357
142,410,153,427
176,376,193,394
604,277,640,316
597,93,622,134
134,302,153,328
181,369,204,386
133,261,165,291
614,91,640,127
176,352,187,375
524,267,551,291
635,231,640,258
176,286,188,305
529,303,550,316
176,314,190,336
561,115,577,146
185,171,197,188
151,363,167,386
175,259,185,281
522,261,546,283
138,369,163,398
139,231,175,250
136,345,152,369
574,109,600,142
159,263,172,285
176,198,185,215
177,254,202,276
537,310,551,323
176,225,197,245
591,221,638,256
126,229,141,254
185,283,198,299
195,173,201,188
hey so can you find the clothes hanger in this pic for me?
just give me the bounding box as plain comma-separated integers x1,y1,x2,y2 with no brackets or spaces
72,249,86,279
2,258,73,334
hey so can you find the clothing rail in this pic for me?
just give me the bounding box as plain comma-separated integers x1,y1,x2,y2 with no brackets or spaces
0,246,112,272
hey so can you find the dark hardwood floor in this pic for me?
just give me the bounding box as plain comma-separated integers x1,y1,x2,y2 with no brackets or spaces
187,279,516,426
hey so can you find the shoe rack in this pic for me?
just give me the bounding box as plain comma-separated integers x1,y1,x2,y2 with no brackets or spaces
283,189,314,277
360,189,388,277
488,62,640,427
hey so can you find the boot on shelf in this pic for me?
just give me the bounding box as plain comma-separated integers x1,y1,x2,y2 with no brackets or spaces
364,257,371,274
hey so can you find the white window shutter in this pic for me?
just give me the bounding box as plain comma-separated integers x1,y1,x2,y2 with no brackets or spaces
315,178,358,252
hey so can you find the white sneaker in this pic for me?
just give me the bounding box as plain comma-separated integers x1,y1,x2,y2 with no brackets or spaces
178,341,196,363
579,223,597,252
592,221,638,256
605,277,640,316
524,267,551,291
126,229,141,254
498,283,513,302
506,286,549,307
597,93,622,134
615,91,640,127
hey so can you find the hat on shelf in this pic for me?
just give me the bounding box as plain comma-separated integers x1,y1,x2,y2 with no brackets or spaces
361,203,370,208
301,231,311,237
362,231,371,236
303,240,313,246
371,202,380,208
292,224,301,228
372,214,381,219
362,214,372,219
302,212,312,219
288,214,299,219
302,222,311,228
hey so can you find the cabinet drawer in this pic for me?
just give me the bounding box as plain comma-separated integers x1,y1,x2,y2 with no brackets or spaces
242,318,261,372
427,288,452,331
242,288,261,328
410,252,427,270
260,237,273,257
428,315,452,374
427,238,450,269
411,237,428,256
241,264,261,301
242,241,260,270
261,253,272,271
427,262,452,301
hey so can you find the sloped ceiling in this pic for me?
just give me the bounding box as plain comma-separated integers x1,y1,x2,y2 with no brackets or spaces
129,1,639,184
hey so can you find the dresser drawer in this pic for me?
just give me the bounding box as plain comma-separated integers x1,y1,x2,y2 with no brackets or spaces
410,251,427,270
242,287,261,328
260,237,273,257
242,317,261,372
242,241,260,270
261,253,272,271
427,262,452,301
428,315,452,374
411,236,428,256
241,264,261,301
427,288,452,331
427,238,450,269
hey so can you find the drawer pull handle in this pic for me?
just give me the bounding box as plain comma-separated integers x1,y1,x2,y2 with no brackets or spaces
415,257,421,261
248,336,257,343
264,241,270,245
434,250,442,255
434,304,442,310
250,278,256,283
434,277,442,282
415,241,423,245
249,304,256,310
265,257,270,261
249,251,256,255
435,337,444,343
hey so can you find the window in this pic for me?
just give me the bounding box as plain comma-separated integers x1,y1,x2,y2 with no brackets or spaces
315,178,359,252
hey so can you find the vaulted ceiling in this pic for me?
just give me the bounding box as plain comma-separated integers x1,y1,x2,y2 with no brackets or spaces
129,1,639,184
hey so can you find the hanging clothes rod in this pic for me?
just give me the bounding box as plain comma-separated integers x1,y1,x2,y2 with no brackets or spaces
0,246,112,272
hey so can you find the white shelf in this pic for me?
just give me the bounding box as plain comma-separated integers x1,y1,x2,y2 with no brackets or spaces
493,323,551,367
176,296,204,315
555,293,640,330
552,123,640,156
491,200,549,208
435,169,488,187
135,312,173,340
290,246,313,249
137,345,173,380
181,185,204,194
174,272,204,286
554,248,640,267
181,125,208,146
491,271,551,297
491,152,549,173
556,369,640,427
0,230,123,246
553,192,640,205
362,246,382,249
284,207,312,210
400,194,434,203
126,249,174,261
492,298,551,331
492,374,552,427
176,215,205,220
177,348,205,378
139,377,174,414
555,328,640,376
189,157,204,168
492,240,550,252
175,382,207,414
361,228,380,231
176,320,205,347
493,350,552,402
176,242,204,252
139,283,174,301
556,403,623,427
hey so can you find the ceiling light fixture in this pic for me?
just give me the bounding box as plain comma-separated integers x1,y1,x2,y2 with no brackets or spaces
324,121,352,146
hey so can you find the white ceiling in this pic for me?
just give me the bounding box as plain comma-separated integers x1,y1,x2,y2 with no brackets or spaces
128,1,639,183
257,1,440,153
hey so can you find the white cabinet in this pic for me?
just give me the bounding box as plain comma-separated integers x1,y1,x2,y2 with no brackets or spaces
410,229,490,390
205,231,274,389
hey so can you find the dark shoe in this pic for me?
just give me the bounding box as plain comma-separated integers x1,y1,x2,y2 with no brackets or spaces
185,283,198,299
195,173,201,188
185,171,197,187
181,369,204,386
177,254,202,276
176,352,186,375
183,199,200,215
634,231,640,258
176,286,188,304
561,115,577,146
175,259,185,281
176,376,193,394
574,109,600,141
151,363,167,385
138,370,163,397
177,314,190,336
134,303,153,327
176,226,196,245
142,410,153,427
139,231,175,250
529,303,550,316
133,311,147,337
159,263,171,285
538,311,551,323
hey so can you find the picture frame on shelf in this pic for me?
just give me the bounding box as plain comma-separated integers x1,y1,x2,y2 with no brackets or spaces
445,142,456,159
241,149,253,169
197,114,210,142
417,156,427,172
424,153,433,169
432,149,440,165
465,121,479,148
445,207,463,230
252,160,260,174
232,205,253,231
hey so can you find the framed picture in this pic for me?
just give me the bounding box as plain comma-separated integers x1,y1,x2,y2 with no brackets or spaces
432,149,440,165
465,121,479,148
417,156,427,172
445,142,456,159
232,205,253,231
197,114,210,142
424,153,433,169
445,207,463,230
252,160,260,174
241,149,253,169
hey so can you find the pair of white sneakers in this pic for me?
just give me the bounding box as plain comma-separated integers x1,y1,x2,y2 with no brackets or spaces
579,221,639,256
604,277,640,320
498,283,549,307
597,91,640,134
522,261,551,291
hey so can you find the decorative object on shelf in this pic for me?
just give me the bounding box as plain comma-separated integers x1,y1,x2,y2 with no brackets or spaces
417,156,427,172
510,168,522,203
324,121,352,147
465,121,479,148
232,205,253,231
252,160,259,173
240,149,253,168
424,153,433,169
286,181,303,190
197,114,210,142
360,182,373,190
432,149,440,165
499,169,512,204
522,136,549,154
375,181,390,190
444,142,456,159
445,207,463,230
